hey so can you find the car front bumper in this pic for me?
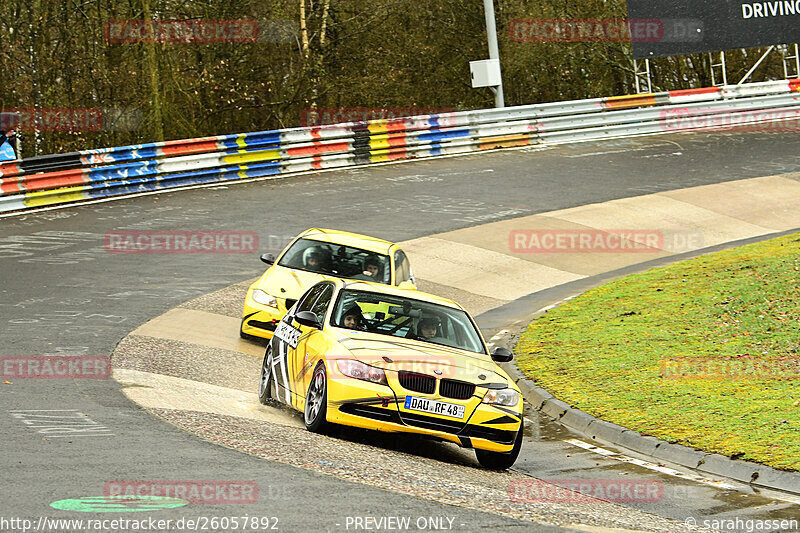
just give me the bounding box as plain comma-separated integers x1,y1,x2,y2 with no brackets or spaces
241,289,295,340
325,374,522,453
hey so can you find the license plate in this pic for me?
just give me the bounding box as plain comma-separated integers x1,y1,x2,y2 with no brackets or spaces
404,396,465,419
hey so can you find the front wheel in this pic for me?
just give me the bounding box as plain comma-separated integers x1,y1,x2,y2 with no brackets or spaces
304,363,329,432
258,346,276,405
475,419,524,470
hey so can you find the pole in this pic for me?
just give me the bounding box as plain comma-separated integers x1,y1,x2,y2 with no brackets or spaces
483,0,505,108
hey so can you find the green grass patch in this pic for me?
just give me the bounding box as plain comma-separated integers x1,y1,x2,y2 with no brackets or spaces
516,232,800,471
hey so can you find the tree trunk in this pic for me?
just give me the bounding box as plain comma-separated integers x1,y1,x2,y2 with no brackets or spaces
141,0,165,141
299,0,309,59
27,0,43,154
309,0,331,111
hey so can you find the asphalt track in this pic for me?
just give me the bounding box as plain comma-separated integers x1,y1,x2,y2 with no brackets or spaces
2,131,800,532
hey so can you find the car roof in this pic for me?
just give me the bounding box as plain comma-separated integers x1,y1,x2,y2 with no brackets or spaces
334,279,463,311
299,228,396,255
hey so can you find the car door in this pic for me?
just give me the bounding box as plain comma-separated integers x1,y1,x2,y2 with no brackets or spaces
292,283,335,411
272,284,324,406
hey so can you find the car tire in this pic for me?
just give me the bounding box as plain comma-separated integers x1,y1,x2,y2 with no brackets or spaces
304,362,329,433
258,346,276,405
475,419,524,470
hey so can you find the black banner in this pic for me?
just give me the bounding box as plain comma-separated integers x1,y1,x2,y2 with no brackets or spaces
627,0,800,59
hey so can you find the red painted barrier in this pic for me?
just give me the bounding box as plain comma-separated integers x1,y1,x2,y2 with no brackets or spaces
286,141,351,157
668,87,721,98
161,140,221,156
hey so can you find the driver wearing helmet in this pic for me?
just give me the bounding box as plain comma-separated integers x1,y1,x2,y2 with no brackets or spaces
302,246,331,273
417,315,441,340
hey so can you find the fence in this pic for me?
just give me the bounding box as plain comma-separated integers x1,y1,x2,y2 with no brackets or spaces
2,79,799,214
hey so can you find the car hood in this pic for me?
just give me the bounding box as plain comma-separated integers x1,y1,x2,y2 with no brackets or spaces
257,265,326,300
333,331,509,386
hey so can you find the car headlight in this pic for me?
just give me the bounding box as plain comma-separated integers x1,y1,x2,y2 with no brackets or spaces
251,289,277,307
482,388,520,407
336,360,388,386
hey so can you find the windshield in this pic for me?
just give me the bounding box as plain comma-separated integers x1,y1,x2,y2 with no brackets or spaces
278,238,391,284
331,289,486,354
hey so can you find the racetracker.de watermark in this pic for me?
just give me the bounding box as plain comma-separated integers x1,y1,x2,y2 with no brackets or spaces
105,19,259,43
104,481,258,504
509,18,703,43
661,356,800,380
509,479,663,503
104,231,258,254
300,107,454,127
1,108,142,132
509,229,704,254
1,356,110,379
662,107,800,133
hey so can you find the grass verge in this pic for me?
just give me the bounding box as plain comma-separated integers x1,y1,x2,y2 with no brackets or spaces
516,232,800,471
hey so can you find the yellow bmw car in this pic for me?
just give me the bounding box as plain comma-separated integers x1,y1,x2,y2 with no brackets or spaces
241,228,416,341
258,279,524,469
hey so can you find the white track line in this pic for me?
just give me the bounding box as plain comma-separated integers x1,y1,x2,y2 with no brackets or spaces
486,329,509,348
534,294,579,315
563,438,800,506
565,438,738,490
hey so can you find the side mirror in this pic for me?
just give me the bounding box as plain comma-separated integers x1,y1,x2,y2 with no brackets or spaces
294,310,321,329
397,280,416,290
260,253,275,265
490,346,513,363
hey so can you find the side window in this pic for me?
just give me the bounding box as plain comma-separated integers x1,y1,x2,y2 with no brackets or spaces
394,250,411,285
296,285,325,314
310,284,334,321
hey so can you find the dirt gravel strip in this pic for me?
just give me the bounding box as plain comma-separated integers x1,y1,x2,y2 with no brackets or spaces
144,408,703,533
179,278,254,318
114,334,259,391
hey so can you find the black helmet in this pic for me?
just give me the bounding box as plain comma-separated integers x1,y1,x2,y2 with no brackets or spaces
303,246,330,267
419,315,440,328
342,304,364,328
343,304,363,320
364,255,380,269
418,315,440,337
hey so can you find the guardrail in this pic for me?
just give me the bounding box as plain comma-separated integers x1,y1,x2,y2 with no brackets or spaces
2,79,799,214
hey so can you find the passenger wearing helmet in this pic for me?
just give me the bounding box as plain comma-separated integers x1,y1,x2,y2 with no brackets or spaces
417,315,441,340
363,255,381,279
302,246,331,273
350,254,383,282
